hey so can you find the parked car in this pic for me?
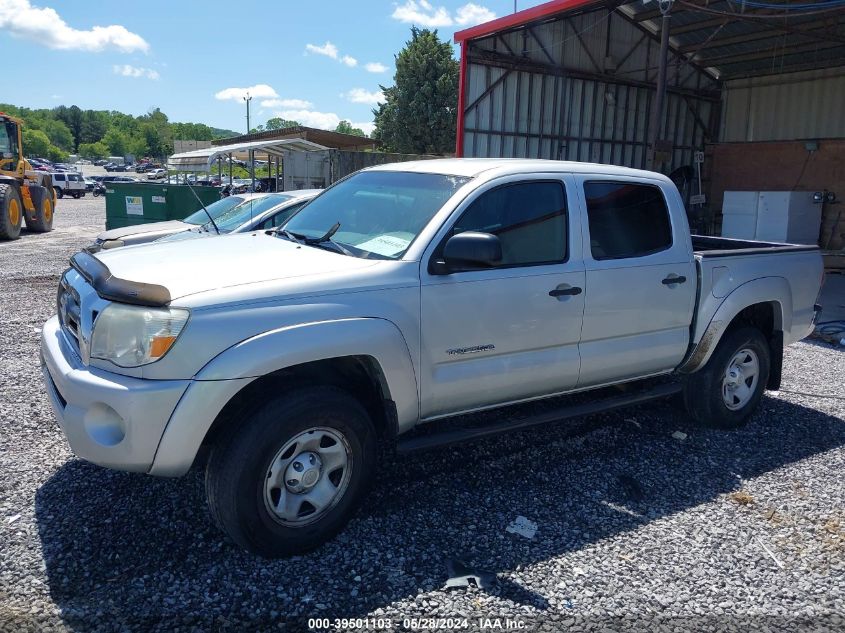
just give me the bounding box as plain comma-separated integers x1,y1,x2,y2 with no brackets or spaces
147,168,167,180
94,159,110,166
100,176,137,183
155,190,319,244
49,172,87,198
83,178,96,192
88,193,256,250
42,159,823,557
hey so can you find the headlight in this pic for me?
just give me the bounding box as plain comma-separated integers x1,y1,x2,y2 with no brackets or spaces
90,303,189,368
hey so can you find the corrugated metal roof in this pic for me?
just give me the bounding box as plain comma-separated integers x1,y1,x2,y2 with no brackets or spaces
455,0,845,80
168,138,327,171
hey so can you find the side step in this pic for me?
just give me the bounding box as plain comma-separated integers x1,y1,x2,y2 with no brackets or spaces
397,381,682,454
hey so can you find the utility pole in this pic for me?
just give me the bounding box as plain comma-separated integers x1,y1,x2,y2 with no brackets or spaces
243,92,252,134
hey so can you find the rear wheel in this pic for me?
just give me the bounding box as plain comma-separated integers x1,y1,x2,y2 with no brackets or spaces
26,185,54,233
0,183,23,240
54,187,63,199
205,386,377,557
683,326,770,429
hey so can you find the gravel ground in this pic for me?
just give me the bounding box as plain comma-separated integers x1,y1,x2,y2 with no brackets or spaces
1,197,843,632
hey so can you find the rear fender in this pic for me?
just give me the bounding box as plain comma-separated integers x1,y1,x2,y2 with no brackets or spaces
680,277,791,374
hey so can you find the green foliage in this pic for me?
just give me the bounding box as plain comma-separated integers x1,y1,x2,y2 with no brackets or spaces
102,128,129,155
264,118,300,131
78,141,109,159
0,102,239,162
373,28,458,154
22,128,52,157
335,120,366,137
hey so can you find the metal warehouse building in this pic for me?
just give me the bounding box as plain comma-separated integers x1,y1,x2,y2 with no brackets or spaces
453,0,845,250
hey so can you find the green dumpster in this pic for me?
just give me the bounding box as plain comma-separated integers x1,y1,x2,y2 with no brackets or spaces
104,182,220,230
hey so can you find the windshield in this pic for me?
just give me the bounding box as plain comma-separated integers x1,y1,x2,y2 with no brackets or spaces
212,194,297,232
182,195,247,225
282,171,470,259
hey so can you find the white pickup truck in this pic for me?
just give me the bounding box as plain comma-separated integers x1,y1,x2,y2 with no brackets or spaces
41,159,823,556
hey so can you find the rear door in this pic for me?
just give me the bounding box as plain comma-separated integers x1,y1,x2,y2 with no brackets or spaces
419,175,585,419
574,176,696,387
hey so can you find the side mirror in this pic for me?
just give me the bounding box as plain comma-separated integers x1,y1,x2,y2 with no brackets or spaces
432,231,502,274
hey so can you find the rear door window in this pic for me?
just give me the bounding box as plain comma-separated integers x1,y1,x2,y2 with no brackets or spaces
584,181,672,260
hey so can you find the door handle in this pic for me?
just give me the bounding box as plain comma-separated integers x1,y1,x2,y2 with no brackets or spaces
662,275,687,285
549,286,582,297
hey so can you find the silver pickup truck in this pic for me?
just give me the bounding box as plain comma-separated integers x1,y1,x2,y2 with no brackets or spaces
41,159,823,556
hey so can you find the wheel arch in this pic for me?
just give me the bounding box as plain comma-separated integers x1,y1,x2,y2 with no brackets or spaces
680,276,790,377
149,318,419,477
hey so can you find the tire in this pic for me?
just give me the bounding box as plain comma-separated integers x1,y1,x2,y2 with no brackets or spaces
71,191,80,199
26,185,55,233
683,326,770,429
54,187,63,199
0,183,23,240
205,386,377,557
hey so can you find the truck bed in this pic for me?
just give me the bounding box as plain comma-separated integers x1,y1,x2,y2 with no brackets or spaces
692,234,819,257
689,234,822,355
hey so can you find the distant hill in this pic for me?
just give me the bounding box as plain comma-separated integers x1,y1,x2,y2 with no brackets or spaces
210,127,240,139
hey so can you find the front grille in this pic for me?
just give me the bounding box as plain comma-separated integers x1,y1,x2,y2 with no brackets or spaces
57,275,82,355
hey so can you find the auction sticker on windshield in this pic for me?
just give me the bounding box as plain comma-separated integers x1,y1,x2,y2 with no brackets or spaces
356,234,411,257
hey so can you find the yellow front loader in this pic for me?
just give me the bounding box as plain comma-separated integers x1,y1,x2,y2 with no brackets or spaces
0,112,56,240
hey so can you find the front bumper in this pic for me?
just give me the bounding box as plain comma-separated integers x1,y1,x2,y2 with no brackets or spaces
40,316,190,473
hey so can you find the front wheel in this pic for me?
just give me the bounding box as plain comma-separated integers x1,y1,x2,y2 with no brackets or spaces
205,386,377,557
683,326,771,429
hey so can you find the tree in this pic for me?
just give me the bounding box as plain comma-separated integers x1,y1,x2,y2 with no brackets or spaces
54,105,84,151
78,141,109,159
43,119,74,151
265,117,300,131
80,110,107,144
335,120,366,137
373,28,458,154
102,128,130,155
22,128,52,157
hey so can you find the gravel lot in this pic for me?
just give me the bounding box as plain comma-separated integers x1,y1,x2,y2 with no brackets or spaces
1,196,843,632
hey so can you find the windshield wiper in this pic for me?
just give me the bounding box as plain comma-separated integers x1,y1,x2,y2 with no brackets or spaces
277,223,353,256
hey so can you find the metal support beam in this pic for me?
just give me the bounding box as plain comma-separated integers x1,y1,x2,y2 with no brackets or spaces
647,12,670,170
698,40,844,67
466,51,720,101
679,18,845,53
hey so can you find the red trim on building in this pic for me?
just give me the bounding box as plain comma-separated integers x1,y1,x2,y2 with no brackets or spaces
454,0,599,43
455,41,467,157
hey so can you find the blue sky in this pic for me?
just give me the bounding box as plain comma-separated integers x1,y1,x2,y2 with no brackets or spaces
1,0,547,135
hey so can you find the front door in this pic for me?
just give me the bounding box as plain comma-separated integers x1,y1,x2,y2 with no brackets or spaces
420,176,585,419
574,176,697,387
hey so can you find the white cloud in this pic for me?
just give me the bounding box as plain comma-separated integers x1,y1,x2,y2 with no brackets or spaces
455,3,496,25
305,41,339,59
343,88,385,106
364,62,388,73
0,0,149,52
392,0,452,27
276,109,341,130
113,64,159,80
391,1,495,27
215,83,278,102
261,98,313,109
341,55,358,67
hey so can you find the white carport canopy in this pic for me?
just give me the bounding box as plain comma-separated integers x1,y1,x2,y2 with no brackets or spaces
167,138,327,172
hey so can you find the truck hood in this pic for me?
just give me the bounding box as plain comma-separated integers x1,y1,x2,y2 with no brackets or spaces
97,220,191,242
93,232,379,301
